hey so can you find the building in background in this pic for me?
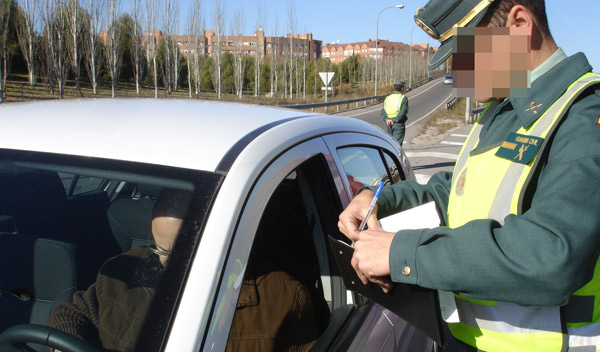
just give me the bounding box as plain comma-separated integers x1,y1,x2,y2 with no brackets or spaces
322,39,436,63
170,29,322,61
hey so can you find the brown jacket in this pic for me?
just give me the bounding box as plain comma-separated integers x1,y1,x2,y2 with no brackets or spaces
47,248,319,351
226,258,319,352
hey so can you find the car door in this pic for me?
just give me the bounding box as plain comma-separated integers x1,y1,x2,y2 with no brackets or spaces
192,133,432,352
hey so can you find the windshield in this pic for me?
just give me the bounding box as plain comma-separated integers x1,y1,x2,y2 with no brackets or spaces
0,149,222,351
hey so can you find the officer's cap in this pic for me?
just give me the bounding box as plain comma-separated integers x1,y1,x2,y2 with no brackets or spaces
415,0,495,70
394,81,406,88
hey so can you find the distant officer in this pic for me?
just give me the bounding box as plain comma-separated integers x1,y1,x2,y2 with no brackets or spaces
381,81,409,146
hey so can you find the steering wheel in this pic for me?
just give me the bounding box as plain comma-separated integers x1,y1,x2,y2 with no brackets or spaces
0,324,98,352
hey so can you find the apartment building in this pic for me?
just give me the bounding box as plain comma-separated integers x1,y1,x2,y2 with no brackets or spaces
171,29,322,61
322,39,436,63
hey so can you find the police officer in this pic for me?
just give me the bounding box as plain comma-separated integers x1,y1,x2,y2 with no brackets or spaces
338,0,600,351
382,81,409,146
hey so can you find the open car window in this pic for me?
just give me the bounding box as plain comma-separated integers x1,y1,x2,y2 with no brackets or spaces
0,150,221,352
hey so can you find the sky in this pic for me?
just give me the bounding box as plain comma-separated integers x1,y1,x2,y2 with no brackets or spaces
133,0,600,72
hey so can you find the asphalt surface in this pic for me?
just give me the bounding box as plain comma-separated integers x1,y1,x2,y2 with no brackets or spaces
339,78,472,184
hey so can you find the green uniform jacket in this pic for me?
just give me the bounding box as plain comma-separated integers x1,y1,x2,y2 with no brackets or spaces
376,52,600,306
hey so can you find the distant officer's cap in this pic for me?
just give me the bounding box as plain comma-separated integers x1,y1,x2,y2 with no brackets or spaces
415,0,496,70
394,81,406,87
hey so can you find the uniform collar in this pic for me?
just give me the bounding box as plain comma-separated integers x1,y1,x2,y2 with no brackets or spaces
508,52,593,128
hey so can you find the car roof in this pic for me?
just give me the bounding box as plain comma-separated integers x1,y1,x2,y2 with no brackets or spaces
0,99,387,172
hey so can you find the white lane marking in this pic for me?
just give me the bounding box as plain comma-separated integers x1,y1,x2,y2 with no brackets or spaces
345,79,446,118
404,151,458,160
451,134,468,138
406,92,454,128
441,141,464,146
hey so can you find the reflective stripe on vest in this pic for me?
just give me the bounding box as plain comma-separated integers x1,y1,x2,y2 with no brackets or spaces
446,73,600,352
383,93,406,118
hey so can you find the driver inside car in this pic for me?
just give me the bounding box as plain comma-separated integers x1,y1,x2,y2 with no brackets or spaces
46,188,319,352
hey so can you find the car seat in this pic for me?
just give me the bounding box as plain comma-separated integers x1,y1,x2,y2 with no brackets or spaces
0,234,76,336
106,197,156,252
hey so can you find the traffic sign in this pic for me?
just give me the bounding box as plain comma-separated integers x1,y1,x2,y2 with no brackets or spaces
319,72,335,86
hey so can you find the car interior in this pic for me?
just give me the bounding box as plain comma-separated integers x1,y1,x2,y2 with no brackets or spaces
0,156,201,351
0,145,411,351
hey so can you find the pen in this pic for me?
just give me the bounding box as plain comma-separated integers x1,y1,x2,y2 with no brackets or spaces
358,181,385,232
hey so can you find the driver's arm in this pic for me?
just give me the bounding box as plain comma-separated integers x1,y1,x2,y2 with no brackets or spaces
46,280,103,348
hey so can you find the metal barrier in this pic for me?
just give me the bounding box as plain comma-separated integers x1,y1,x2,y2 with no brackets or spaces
281,73,446,113
446,97,458,110
470,106,486,121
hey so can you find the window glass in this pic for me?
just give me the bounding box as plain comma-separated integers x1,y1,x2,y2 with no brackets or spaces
0,151,220,352
337,146,388,195
227,155,340,350
58,172,106,196
382,151,404,184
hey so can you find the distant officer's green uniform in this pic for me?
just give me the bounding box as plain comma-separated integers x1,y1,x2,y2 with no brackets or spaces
382,82,409,146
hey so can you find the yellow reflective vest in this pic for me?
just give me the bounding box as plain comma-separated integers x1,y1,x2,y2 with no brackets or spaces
447,73,600,352
383,93,407,118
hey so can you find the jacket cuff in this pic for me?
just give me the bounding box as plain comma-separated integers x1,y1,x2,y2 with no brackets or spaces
389,229,423,284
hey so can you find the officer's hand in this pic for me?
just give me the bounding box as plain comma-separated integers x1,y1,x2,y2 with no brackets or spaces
338,190,382,242
386,120,394,126
352,229,394,293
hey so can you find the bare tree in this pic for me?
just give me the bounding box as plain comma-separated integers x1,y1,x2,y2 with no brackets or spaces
211,0,225,99
16,0,37,86
83,0,104,95
105,0,122,98
66,0,82,89
129,0,143,94
0,0,10,102
171,0,180,92
253,1,263,97
269,14,278,98
231,8,243,98
186,0,203,98
143,0,158,98
43,0,69,99
160,0,174,93
287,1,295,99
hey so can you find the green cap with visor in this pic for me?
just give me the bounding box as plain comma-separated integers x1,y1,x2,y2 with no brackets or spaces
415,0,496,70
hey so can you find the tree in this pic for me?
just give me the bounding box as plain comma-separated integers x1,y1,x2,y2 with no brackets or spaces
286,1,295,100
42,0,69,99
253,1,263,97
66,0,83,89
16,0,37,86
83,0,104,95
142,0,158,97
231,8,243,98
211,0,225,99
105,0,122,98
160,0,174,93
186,0,203,98
128,0,143,94
0,0,12,102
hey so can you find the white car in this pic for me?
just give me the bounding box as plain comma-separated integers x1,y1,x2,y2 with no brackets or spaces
0,99,435,352
443,74,453,85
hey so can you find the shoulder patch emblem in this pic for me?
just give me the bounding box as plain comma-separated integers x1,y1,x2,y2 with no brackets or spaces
597,115,600,127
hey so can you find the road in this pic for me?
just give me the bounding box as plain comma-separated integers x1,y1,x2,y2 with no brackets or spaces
338,78,471,184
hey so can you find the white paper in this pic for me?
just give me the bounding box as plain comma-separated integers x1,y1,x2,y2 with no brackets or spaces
379,201,441,231
379,201,459,323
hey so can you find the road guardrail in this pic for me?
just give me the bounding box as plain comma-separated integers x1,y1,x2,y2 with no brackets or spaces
281,73,446,113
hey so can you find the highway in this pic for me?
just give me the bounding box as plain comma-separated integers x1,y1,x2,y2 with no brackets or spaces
338,78,471,184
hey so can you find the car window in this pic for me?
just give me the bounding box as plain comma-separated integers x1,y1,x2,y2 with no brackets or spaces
226,154,348,350
58,172,107,196
337,146,401,195
0,150,221,352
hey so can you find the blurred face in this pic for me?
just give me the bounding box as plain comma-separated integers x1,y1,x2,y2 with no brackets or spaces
152,216,183,265
452,26,530,101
